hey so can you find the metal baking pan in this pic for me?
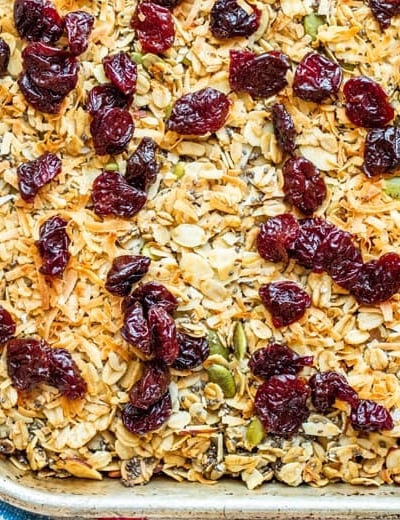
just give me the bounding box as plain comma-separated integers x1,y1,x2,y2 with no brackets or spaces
1,457,400,519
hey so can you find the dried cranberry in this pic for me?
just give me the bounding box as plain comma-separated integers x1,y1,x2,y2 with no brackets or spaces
90,108,134,156
151,0,183,7
363,126,400,178
105,255,151,297
171,332,210,370
249,343,313,380
48,348,87,399
129,360,170,409
290,217,337,270
368,0,400,30
14,0,64,43
254,375,310,437
64,11,94,56
167,87,231,135
126,137,159,192
351,399,394,432
131,1,175,54
309,371,359,412
86,84,132,116
18,71,64,114
0,307,16,345
36,215,70,277
256,214,300,264
349,252,400,305
271,103,296,154
122,282,178,316
103,52,137,96
121,301,152,355
17,152,61,202
282,156,327,215
343,76,394,128
22,42,79,96
259,281,311,328
210,0,260,39
293,52,342,103
7,338,51,392
0,38,10,74
122,392,172,434
91,171,147,218
148,305,179,365
229,50,290,99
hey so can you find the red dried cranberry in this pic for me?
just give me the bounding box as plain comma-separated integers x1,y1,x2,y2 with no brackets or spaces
103,52,137,96
256,214,300,264
343,76,394,128
290,217,337,269
86,84,132,115
271,103,296,154
0,38,10,74
131,1,175,54
293,52,342,103
249,343,313,380
105,255,151,296
167,87,230,135
121,301,152,355
259,281,311,328
368,0,400,30
22,43,79,96
351,399,394,432
0,307,16,345
18,71,64,113
363,126,400,178
254,374,310,437
91,171,147,218
14,0,64,43
282,156,327,215
148,305,179,365
349,252,400,305
90,108,134,156
229,50,290,99
171,332,210,370
17,152,61,202
309,371,359,412
125,137,159,191
48,348,87,399
122,282,179,316
122,392,172,434
210,0,260,39
7,338,51,392
64,11,94,56
151,0,183,7
129,360,170,409
36,215,70,277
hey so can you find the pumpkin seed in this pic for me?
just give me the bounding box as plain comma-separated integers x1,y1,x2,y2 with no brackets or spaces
141,53,164,70
206,365,236,398
246,417,265,447
130,52,143,65
384,178,400,199
233,321,247,360
104,162,119,171
208,330,229,360
303,13,325,41
173,162,186,178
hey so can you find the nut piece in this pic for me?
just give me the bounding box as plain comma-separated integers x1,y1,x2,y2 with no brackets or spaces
233,322,247,361
56,458,103,480
121,457,159,486
206,365,236,398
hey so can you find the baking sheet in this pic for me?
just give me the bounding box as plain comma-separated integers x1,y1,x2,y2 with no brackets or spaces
1,458,400,519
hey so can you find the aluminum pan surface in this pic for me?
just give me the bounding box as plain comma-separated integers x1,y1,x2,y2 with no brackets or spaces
1,458,400,519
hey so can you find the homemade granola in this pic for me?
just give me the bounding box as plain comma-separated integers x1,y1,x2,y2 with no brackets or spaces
1,0,400,490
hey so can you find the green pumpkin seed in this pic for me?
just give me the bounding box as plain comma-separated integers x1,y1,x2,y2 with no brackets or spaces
141,53,163,70
384,178,400,199
208,330,229,360
131,52,143,65
206,365,236,398
104,162,119,171
303,13,325,41
246,417,265,447
165,104,173,120
173,162,186,178
233,322,247,361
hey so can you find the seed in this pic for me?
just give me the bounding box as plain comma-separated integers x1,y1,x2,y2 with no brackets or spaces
141,53,163,70
233,321,247,361
206,365,236,398
303,13,325,41
173,162,186,178
208,330,229,360
384,178,400,199
131,52,143,65
104,162,119,171
246,416,265,447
